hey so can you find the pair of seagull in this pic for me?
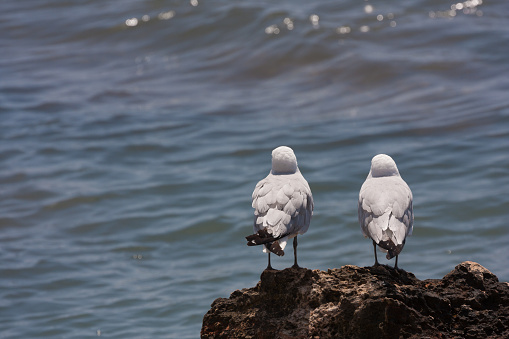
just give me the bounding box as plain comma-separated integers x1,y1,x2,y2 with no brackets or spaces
246,146,414,270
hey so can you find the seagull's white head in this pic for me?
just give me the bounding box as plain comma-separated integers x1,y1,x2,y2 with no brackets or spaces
271,146,298,174
369,154,400,177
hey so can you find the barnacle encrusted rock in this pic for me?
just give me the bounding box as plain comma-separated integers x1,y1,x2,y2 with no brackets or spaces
201,261,509,338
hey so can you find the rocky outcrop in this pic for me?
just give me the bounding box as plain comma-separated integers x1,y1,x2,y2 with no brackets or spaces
201,261,509,338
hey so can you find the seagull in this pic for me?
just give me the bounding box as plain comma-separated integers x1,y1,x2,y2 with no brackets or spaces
246,146,314,270
358,154,413,270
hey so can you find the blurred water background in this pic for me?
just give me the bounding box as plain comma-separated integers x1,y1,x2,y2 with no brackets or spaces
1,0,508,337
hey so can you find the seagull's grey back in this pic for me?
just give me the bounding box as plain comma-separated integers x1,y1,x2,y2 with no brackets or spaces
358,174,413,248
252,170,313,238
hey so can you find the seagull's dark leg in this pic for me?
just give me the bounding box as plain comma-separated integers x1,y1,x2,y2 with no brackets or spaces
266,252,273,270
292,236,299,268
373,240,379,266
394,255,399,270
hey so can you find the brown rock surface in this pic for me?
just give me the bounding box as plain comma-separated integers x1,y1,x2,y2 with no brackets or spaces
201,261,509,338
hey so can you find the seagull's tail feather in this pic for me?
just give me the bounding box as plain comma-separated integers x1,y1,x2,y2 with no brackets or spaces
268,241,284,256
378,239,405,260
245,228,286,256
246,228,275,245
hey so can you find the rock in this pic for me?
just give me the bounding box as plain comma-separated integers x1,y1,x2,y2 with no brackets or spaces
201,261,509,338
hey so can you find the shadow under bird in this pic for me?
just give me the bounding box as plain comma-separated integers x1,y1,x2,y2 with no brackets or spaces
358,154,413,270
246,146,314,270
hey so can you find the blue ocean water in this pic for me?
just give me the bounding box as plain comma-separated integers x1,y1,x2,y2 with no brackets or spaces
1,0,508,337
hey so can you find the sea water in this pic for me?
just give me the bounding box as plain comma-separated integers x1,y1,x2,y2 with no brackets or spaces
1,0,508,337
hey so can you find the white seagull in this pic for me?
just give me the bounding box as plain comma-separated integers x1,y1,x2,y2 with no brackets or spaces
358,154,413,269
246,146,314,270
